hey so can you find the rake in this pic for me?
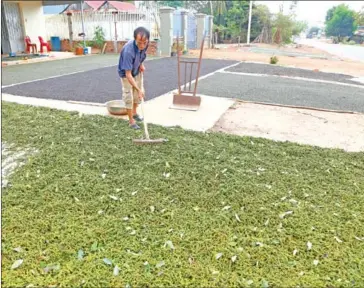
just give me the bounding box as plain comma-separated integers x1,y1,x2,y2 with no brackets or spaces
132,72,168,145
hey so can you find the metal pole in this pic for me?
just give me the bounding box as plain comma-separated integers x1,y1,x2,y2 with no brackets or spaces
67,12,73,46
114,21,118,52
80,0,86,48
247,0,253,45
112,12,118,53
193,33,205,96
177,32,181,96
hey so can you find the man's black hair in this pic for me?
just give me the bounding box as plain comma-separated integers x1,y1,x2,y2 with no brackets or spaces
134,27,150,40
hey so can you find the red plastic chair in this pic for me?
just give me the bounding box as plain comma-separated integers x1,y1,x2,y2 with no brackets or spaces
25,36,37,53
38,36,51,53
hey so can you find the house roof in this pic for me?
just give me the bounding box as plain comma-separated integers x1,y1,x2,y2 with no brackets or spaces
86,1,105,10
106,1,136,11
62,1,136,13
43,0,80,5
62,1,105,13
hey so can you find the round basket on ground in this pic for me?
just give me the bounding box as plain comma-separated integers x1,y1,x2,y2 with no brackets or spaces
105,100,127,115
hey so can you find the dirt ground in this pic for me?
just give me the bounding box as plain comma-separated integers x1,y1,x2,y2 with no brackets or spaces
189,44,364,77
212,101,364,152
251,43,331,55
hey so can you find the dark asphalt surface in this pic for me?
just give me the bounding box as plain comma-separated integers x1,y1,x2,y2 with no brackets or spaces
197,72,364,113
3,57,237,103
2,54,122,86
227,63,364,86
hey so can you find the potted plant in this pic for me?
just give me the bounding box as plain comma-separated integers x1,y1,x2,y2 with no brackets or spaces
183,49,188,55
75,43,84,55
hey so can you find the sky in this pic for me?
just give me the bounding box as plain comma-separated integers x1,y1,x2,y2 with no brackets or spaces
256,1,364,27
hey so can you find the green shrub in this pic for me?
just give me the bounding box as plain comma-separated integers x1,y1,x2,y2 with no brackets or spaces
93,26,105,49
85,40,94,47
270,56,279,64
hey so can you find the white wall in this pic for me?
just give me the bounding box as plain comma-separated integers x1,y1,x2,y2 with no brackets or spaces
45,11,160,42
19,1,47,51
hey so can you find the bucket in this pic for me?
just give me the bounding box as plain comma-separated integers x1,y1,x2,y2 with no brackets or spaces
50,36,61,51
105,100,127,115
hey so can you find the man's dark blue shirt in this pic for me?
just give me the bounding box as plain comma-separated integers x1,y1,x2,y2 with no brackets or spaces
118,40,147,78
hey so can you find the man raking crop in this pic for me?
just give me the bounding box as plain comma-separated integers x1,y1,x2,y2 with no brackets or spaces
118,26,149,130
118,27,167,145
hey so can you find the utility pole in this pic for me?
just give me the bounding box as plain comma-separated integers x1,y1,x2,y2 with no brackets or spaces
247,0,253,45
112,11,118,53
80,0,86,48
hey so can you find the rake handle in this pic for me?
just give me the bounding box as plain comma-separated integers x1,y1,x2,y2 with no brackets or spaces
140,72,150,140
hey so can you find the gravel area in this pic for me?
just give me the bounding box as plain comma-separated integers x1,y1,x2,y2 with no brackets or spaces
2,58,237,103
197,72,364,113
247,47,332,59
227,62,364,86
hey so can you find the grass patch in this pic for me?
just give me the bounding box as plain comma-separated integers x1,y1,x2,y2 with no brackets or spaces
2,102,364,287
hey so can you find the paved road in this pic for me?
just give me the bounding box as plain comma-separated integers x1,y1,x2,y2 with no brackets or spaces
197,72,364,113
297,38,364,63
227,63,363,86
3,58,237,103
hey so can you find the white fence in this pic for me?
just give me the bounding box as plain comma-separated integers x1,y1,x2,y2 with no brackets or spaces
45,8,160,41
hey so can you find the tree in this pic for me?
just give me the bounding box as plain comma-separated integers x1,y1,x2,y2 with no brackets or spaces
253,4,271,26
213,1,227,25
354,7,364,26
225,0,250,39
158,1,184,8
289,1,298,16
272,12,295,43
277,1,298,14
325,6,337,23
325,4,357,40
250,4,271,41
292,21,308,36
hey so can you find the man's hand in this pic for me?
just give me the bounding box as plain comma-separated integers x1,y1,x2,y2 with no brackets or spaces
138,89,145,100
139,64,145,73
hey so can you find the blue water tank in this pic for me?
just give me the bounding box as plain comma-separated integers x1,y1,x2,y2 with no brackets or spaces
50,36,61,51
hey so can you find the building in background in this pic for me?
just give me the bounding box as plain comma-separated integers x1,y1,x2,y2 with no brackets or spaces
1,0,80,54
2,1,47,54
